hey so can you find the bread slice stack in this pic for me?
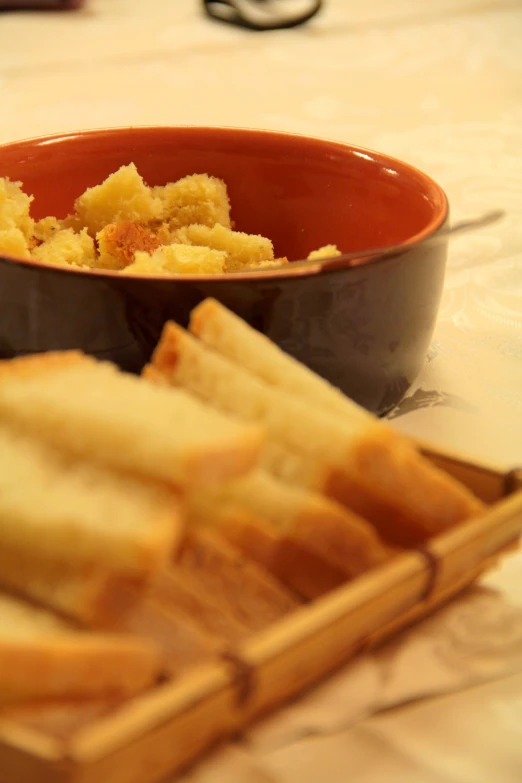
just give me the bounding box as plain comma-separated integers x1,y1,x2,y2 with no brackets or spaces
0,298,485,711
0,351,287,705
145,298,484,556
0,593,158,705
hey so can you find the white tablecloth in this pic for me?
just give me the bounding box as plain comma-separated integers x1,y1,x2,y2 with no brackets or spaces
1,1,522,779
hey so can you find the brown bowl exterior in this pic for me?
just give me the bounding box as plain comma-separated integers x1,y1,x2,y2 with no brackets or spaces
0,127,448,414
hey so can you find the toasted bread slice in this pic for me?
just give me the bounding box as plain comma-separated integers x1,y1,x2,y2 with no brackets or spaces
0,351,88,381
146,322,484,546
0,543,145,625
186,469,391,584
0,593,159,705
190,298,369,423
0,357,264,487
175,530,300,631
0,424,182,577
0,700,118,741
150,569,250,642
103,588,222,677
0,537,249,653
197,509,348,600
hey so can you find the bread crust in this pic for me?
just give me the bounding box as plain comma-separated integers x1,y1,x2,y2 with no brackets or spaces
175,530,300,631
217,511,348,600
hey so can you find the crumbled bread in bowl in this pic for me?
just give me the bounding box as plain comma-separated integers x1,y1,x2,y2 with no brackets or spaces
0,167,336,275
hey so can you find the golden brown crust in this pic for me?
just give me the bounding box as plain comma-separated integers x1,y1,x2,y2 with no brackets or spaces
0,700,118,740
105,590,221,678
290,507,393,578
141,363,170,386
220,512,348,600
175,530,300,631
148,321,181,379
150,569,250,643
0,352,90,382
0,543,147,626
0,636,159,705
97,221,163,269
325,429,485,547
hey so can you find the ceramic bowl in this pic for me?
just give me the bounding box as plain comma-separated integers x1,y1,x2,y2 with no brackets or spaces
0,126,448,414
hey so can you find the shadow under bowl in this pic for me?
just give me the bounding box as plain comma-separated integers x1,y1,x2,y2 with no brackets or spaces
0,126,448,414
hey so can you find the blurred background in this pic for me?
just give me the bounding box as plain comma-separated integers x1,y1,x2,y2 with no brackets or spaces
1,0,521,464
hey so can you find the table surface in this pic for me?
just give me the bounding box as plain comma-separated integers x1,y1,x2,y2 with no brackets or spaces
1,1,522,780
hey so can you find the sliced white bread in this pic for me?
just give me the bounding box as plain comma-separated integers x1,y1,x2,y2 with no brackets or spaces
0,355,264,487
0,537,249,650
0,542,143,625
146,323,484,546
0,424,182,578
185,469,391,582
0,593,159,705
175,530,301,631
213,510,348,599
190,298,370,424
149,569,250,642
103,588,223,677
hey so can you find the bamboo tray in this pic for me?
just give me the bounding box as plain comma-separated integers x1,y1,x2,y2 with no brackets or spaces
1,447,521,783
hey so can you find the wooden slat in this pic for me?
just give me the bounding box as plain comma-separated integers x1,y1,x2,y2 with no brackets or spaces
68,666,236,783
420,444,511,504
428,492,522,593
70,663,234,762
0,721,67,783
236,552,428,722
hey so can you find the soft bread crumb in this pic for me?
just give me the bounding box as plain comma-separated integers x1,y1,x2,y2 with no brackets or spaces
96,221,166,270
0,178,34,240
32,228,96,268
173,223,274,271
153,174,231,230
124,244,227,276
3,167,336,274
75,164,162,236
33,216,62,242
307,244,341,260
0,228,31,259
61,213,85,233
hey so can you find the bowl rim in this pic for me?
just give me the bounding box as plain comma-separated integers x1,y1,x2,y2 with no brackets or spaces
0,125,449,282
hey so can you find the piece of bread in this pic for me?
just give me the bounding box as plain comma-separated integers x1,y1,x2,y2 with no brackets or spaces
0,177,34,240
172,224,274,272
96,221,164,270
74,164,162,237
0,593,160,705
198,509,348,600
185,469,391,587
32,227,96,269
149,569,250,642
0,423,182,578
0,542,146,625
189,298,370,424
0,552,231,676
123,244,227,277
153,174,231,230
175,530,301,631
146,322,484,546
1,700,118,741
0,537,249,653
0,356,264,487
103,588,222,678
0,228,31,260
0,350,88,381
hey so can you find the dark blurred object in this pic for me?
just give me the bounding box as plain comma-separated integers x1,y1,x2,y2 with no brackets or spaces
0,0,83,9
203,0,323,30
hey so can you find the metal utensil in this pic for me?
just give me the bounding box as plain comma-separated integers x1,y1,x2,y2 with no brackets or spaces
230,209,505,276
